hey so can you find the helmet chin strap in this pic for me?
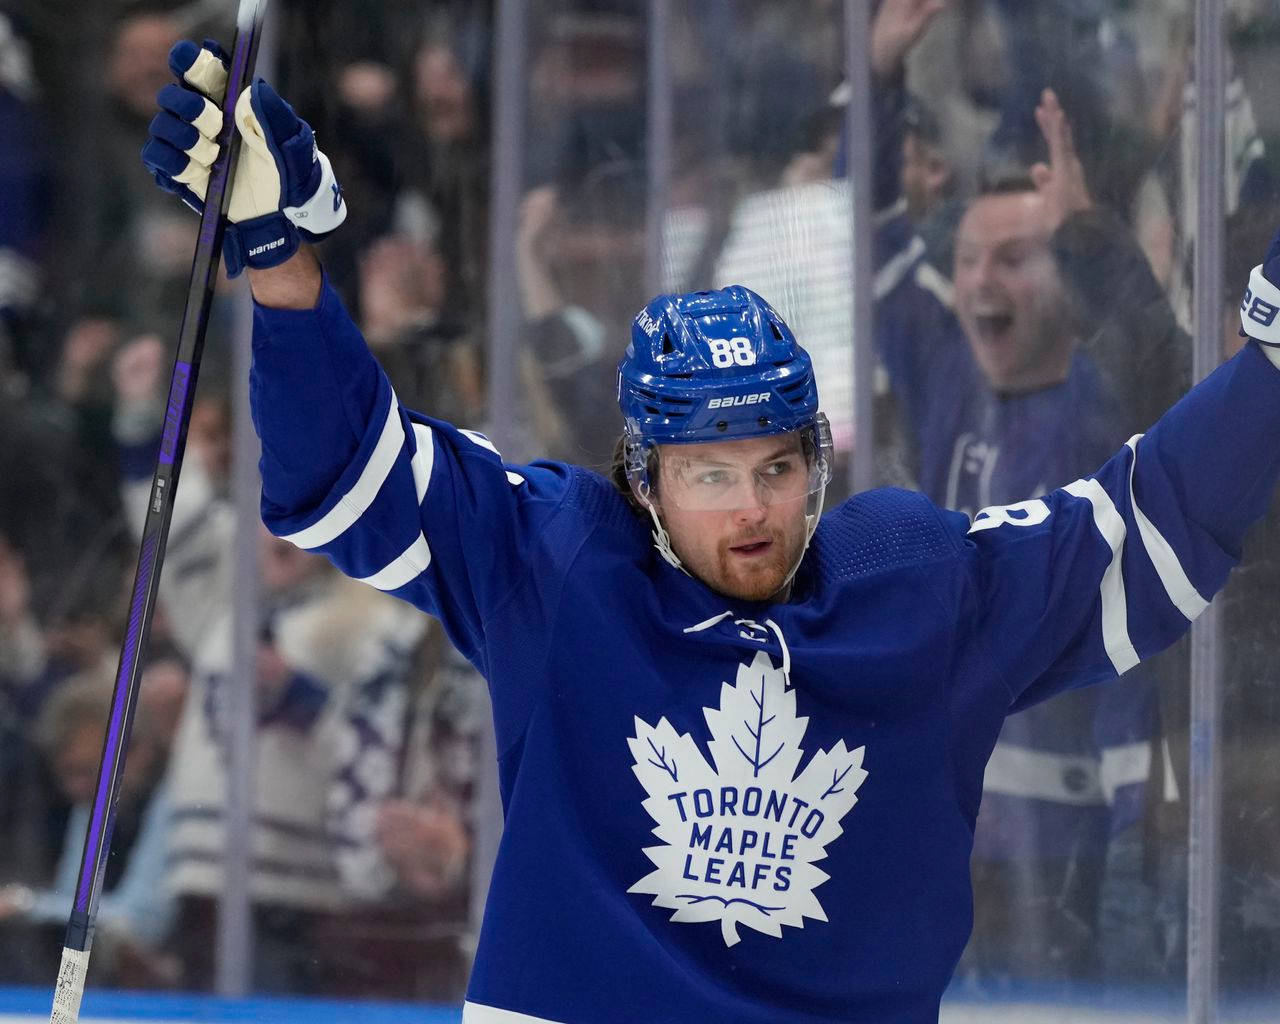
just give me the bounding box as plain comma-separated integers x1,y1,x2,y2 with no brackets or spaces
638,488,692,577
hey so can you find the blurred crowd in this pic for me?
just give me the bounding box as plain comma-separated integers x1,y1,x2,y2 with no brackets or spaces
2,0,1280,1007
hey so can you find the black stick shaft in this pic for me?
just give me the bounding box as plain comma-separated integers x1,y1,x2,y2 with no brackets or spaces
49,4,268,1020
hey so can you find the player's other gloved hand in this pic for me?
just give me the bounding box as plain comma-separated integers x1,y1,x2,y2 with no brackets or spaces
1240,227,1280,348
140,40,346,277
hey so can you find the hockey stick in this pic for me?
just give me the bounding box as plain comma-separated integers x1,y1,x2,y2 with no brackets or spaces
48,2,269,1020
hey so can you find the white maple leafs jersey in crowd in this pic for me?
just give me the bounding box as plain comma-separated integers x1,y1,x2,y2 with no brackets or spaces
250,278,1280,1024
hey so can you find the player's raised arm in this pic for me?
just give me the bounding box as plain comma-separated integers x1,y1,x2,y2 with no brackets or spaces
141,39,383,532
142,40,342,296
949,230,1280,713
141,41,585,671
248,245,323,311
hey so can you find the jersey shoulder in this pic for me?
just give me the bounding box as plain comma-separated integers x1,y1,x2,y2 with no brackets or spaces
551,464,650,554
809,486,962,584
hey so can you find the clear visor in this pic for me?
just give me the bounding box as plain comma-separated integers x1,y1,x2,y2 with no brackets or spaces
629,419,833,513
655,447,825,512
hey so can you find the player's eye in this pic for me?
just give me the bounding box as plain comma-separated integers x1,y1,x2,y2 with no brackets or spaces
695,469,734,487
759,458,798,479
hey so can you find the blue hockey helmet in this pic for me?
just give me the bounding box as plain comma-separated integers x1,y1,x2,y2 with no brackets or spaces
618,285,822,446
617,285,833,581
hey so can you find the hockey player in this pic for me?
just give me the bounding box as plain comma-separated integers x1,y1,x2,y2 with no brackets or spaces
144,40,1280,1024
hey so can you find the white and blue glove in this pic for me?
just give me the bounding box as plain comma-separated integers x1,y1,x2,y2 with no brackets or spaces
141,40,346,277
1241,229,1280,349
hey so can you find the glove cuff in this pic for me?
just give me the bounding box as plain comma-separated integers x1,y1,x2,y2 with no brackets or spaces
1241,265,1280,347
223,212,302,278
222,150,346,277
284,150,347,241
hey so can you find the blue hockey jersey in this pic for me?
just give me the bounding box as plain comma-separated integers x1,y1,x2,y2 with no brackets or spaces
249,278,1280,1024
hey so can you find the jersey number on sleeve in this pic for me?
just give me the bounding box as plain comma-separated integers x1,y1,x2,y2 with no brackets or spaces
967,497,1051,534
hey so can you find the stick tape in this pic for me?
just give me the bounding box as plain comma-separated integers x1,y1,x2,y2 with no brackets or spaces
49,946,90,1024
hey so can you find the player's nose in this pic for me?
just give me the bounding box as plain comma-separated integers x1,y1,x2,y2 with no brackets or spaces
731,498,769,525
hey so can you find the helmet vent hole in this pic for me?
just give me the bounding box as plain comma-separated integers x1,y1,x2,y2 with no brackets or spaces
769,321,784,341
660,333,674,355
644,405,661,415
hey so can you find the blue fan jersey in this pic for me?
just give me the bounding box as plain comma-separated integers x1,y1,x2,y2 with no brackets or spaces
873,209,1175,863
250,278,1280,1024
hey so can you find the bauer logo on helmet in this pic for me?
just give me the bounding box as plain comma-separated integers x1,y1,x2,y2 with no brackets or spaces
707,393,771,409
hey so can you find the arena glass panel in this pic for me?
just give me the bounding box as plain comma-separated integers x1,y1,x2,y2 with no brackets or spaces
654,1,855,499
504,0,650,473
0,0,494,1011
9,1,1280,1020
883,1,1200,1017
1213,9,1280,1023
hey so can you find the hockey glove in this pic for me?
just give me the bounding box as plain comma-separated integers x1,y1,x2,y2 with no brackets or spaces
1240,227,1280,348
140,40,346,277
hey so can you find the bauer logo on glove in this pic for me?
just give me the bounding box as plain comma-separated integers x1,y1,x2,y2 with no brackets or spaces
141,39,346,277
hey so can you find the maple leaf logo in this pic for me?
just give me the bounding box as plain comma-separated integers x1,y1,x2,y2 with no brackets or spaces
628,651,868,946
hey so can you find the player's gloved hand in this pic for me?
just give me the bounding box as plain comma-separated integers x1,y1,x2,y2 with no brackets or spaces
140,39,346,278
1240,227,1280,348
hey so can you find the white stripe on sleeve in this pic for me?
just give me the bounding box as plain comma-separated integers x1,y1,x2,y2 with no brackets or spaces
982,743,1105,806
873,235,926,300
461,429,499,455
357,533,432,591
1099,739,1152,805
1063,478,1140,675
411,423,435,505
462,1001,568,1024
282,395,406,550
1124,435,1209,621
914,261,954,309
460,428,524,485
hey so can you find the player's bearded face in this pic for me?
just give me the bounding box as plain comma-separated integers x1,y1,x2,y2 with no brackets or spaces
654,434,812,603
